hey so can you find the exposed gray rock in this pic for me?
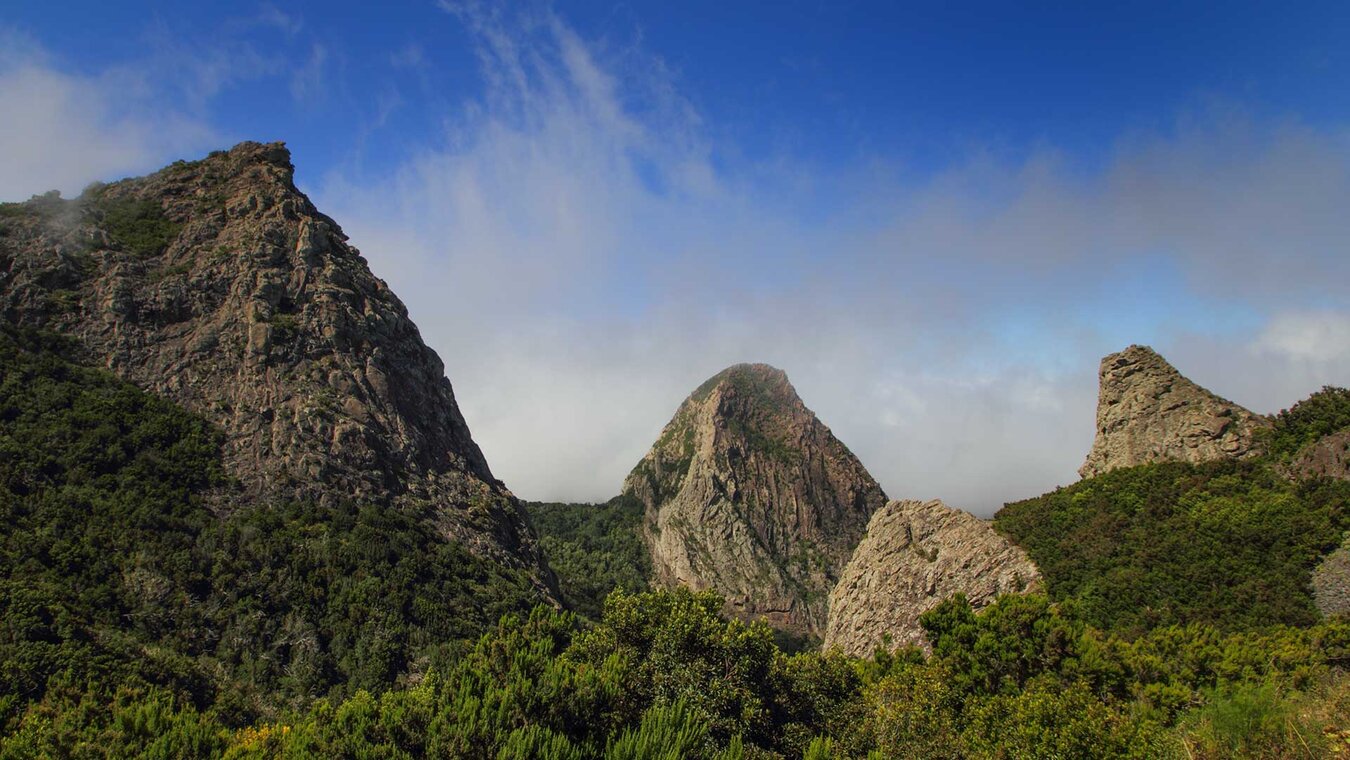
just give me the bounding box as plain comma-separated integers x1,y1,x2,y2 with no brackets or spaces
824,499,1040,656
1080,345,1271,478
1313,537,1350,619
622,363,888,638
0,142,555,597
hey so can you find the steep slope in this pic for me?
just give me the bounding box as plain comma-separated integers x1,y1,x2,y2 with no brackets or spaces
823,499,1040,655
1079,345,1271,478
995,460,1350,634
0,327,546,716
526,495,653,620
622,363,888,638
0,142,552,592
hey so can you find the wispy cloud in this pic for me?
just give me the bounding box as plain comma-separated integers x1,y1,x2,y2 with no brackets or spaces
319,7,1350,513
289,43,329,104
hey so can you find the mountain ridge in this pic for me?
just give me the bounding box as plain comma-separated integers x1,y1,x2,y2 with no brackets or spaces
0,140,555,594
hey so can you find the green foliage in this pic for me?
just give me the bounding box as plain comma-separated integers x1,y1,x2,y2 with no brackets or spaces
3,585,1348,758
994,460,1350,634
960,678,1179,759
526,496,652,619
1261,385,1350,461
0,328,543,731
5,324,1350,756
89,195,182,257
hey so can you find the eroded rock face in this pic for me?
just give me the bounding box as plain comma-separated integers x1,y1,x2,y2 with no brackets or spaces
1289,428,1350,482
1079,345,1271,479
622,363,888,638
823,499,1040,656
0,142,554,595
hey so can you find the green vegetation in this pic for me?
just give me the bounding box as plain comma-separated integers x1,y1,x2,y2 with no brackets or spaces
3,587,1346,758
3,327,1350,756
1261,385,1350,461
87,193,182,257
0,328,542,730
995,460,1350,635
526,496,652,619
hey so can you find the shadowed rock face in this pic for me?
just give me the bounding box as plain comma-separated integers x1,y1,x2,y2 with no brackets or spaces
622,363,888,638
0,141,555,596
1290,428,1350,482
1079,345,1271,479
823,499,1040,656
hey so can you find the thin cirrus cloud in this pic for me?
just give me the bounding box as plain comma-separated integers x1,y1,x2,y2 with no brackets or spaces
317,7,1350,513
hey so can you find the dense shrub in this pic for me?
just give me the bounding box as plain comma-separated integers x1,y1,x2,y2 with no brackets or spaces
994,460,1350,635
1261,385,1350,461
526,497,652,619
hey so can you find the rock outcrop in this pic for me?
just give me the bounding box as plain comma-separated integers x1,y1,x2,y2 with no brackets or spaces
1079,345,1271,478
1289,428,1350,482
622,363,888,638
823,499,1040,656
0,142,554,595
1313,537,1350,619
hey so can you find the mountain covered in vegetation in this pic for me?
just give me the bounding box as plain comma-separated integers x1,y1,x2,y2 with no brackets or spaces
1,146,1348,758
0,141,554,593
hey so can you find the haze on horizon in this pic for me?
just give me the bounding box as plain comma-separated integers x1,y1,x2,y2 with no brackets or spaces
2,1,1349,514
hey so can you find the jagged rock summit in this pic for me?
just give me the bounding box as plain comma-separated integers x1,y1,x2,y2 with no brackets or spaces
622,363,888,638
823,499,1040,656
0,141,554,595
1079,345,1271,479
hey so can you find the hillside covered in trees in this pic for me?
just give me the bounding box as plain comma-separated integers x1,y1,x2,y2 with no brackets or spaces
2,324,1348,757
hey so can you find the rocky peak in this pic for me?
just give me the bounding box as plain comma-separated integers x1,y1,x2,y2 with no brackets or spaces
824,499,1040,656
1079,345,1270,479
0,141,553,593
622,363,888,638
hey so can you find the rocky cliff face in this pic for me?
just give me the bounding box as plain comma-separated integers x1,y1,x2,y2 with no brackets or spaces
0,142,554,594
1079,345,1271,479
823,499,1040,656
622,363,888,638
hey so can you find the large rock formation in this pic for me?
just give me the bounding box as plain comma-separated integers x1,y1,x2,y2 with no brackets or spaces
0,142,554,595
1079,345,1271,478
823,499,1040,656
622,363,888,638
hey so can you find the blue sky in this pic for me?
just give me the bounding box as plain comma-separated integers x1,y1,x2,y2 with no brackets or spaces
3,1,1349,510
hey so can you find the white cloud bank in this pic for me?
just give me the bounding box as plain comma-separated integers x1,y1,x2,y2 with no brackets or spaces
315,7,1350,514
0,27,222,200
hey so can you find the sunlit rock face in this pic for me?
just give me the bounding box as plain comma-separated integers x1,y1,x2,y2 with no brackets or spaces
824,498,1041,656
0,141,556,598
622,363,888,638
1079,345,1271,479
